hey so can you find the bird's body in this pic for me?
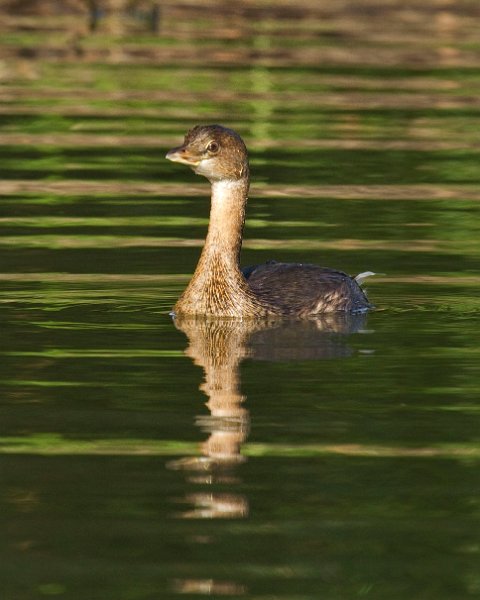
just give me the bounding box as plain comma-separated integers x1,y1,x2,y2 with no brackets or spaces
166,124,373,318
243,261,370,316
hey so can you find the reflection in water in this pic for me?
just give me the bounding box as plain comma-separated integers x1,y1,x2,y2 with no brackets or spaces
2,1,478,69
167,313,367,593
169,313,368,496
167,317,252,522
172,578,247,596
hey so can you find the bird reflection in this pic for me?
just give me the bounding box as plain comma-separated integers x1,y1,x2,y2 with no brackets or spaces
167,313,368,594
167,316,254,520
167,313,367,514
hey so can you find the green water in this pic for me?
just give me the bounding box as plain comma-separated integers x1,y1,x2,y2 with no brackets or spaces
1,3,480,599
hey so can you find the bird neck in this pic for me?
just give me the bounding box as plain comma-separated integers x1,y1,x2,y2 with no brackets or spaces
174,176,262,317
201,177,249,268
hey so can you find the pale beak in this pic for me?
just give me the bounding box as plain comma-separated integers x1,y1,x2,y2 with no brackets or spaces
166,145,200,166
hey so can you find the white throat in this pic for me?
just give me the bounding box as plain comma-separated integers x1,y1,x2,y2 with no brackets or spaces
211,178,248,205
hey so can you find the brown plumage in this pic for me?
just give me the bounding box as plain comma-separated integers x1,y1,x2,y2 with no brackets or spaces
166,124,373,318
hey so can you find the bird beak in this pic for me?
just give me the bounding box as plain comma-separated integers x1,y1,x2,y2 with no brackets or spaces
165,144,200,167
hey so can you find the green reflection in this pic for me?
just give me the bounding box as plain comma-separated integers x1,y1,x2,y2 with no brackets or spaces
1,434,479,460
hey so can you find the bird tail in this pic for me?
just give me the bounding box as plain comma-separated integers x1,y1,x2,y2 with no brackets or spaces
354,271,378,285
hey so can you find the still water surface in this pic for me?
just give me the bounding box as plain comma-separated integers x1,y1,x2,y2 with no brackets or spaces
1,3,480,598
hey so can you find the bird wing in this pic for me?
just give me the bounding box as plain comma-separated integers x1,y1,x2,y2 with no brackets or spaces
242,261,371,314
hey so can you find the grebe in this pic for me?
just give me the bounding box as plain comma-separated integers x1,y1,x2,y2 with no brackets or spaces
166,124,373,318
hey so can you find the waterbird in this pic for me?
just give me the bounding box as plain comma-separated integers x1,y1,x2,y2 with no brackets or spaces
166,124,374,318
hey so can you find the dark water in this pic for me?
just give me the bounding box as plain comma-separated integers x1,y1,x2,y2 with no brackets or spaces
1,2,480,599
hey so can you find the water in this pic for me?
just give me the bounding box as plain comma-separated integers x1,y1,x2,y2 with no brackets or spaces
1,2,480,598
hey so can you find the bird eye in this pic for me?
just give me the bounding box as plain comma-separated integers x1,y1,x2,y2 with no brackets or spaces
206,141,219,154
